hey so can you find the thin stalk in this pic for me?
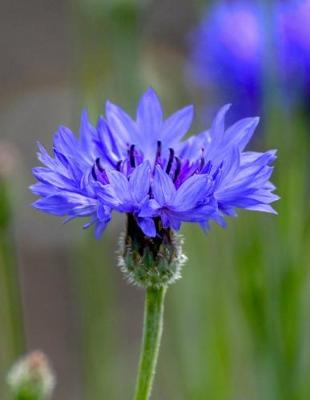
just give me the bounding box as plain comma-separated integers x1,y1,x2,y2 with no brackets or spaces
134,286,166,400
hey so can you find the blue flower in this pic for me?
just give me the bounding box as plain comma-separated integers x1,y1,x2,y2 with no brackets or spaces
31,88,278,238
187,2,265,117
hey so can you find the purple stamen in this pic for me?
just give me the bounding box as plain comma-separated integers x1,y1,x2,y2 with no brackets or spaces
212,161,223,180
91,165,97,181
129,144,136,168
199,156,205,171
166,148,175,174
96,158,104,172
156,140,162,161
199,149,205,171
157,140,162,156
204,160,212,174
116,160,122,171
173,157,181,182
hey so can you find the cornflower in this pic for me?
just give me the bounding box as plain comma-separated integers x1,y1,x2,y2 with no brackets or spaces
31,88,278,400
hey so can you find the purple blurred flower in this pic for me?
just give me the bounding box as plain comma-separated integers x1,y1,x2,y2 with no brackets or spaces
277,0,310,99
31,88,278,238
188,2,265,117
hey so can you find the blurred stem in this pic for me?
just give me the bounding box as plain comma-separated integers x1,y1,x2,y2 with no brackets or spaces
134,286,166,400
0,178,24,399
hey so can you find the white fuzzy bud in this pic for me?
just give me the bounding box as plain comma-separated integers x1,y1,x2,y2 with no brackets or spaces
7,351,56,400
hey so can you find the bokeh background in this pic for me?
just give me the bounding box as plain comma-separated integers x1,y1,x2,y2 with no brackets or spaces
0,0,310,399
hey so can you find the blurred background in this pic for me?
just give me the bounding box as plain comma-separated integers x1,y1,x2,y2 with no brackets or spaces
0,0,309,399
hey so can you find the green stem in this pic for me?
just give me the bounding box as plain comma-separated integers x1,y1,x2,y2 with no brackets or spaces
134,286,166,400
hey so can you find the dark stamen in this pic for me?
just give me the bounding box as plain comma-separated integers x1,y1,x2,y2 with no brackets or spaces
116,160,122,171
173,157,181,182
166,148,175,174
91,165,97,181
129,144,136,168
199,156,205,171
213,162,223,180
205,160,212,174
156,141,162,160
199,148,205,171
96,158,104,172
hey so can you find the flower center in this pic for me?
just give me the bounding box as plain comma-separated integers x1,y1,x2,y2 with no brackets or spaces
91,142,220,189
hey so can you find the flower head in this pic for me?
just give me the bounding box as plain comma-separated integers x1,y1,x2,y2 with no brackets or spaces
187,2,265,117
31,88,278,239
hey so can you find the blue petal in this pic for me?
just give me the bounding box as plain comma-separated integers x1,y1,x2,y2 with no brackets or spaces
33,196,69,216
30,182,60,197
174,174,213,210
170,218,182,231
161,105,194,145
96,116,122,165
36,142,58,170
245,204,278,214
209,104,231,140
138,217,156,237
167,206,215,222
95,219,110,239
96,184,122,208
139,199,161,218
136,88,163,150
152,166,176,205
53,126,78,158
129,161,151,204
105,169,130,204
33,193,96,217
32,167,73,189
176,130,206,160
97,203,111,222
79,110,96,154
225,116,260,151
105,100,138,145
